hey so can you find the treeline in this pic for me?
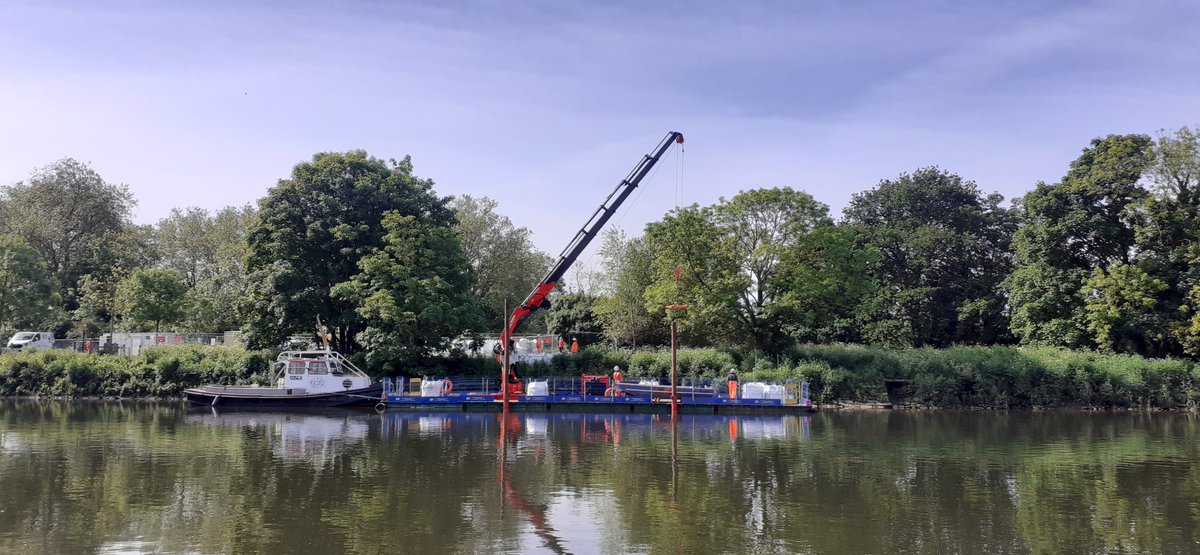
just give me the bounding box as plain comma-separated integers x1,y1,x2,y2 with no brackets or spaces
2,128,1198,373
571,128,1200,361
0,154,549,368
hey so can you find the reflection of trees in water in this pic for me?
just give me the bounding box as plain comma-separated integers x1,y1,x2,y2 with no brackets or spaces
3,403,1200,553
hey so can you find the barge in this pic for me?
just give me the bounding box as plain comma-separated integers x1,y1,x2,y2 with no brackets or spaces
380,377,816,415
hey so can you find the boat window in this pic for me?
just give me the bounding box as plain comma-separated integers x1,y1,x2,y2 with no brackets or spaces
308,361,329,375
287,360,307,374
330,362,344,375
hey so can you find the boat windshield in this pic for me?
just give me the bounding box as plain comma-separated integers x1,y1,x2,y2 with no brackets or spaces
307,361,329,375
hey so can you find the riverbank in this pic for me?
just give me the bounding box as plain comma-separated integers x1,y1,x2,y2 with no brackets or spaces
0,345,272,397
2,343,1197,409
515,344,1200,410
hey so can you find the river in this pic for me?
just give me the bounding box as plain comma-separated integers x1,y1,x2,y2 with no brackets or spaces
1,401,1198,554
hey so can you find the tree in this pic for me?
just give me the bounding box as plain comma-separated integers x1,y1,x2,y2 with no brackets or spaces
242,151,454,353
1007,135,1154,348
332,212,482,370
0,235,60,335
774,224,878,344
73,271,124,337
0,159,136,307
646,187,831,350
116,268,189,333
592,230,667,348
544,292,604,345
1082,263,1168,355
844,167,1016,347
157,205,257,332
450,195,551,331
1130,127,1200,355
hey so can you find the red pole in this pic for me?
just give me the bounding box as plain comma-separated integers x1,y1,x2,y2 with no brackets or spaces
670,320,678,420
502,300,510,410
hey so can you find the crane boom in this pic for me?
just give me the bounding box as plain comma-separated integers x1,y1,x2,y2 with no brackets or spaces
505,131,684,337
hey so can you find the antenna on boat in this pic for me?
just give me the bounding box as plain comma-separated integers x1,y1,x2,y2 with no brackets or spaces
315,315,332,353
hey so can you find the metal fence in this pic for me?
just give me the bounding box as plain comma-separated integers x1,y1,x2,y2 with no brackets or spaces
387,375,724,397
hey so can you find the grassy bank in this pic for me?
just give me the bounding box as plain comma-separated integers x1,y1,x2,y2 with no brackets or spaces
4,343,1198,409
501,344,1200,409
0,346,273,398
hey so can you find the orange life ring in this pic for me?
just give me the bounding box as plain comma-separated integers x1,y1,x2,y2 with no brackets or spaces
441,380,454,395
604,387,616,397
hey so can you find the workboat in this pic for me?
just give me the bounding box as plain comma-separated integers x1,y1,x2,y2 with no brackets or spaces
184,350,382,408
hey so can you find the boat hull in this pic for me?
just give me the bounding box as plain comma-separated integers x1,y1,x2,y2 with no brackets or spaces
184,384,383,408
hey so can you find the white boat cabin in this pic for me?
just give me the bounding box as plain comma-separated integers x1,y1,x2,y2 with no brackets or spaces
274,350,372,394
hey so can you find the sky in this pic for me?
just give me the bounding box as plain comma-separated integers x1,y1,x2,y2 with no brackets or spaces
2,0,1199,280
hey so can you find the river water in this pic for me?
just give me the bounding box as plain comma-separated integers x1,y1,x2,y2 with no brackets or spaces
1,401,1198,554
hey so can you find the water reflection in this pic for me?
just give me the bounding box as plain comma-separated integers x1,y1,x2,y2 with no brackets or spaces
2,401,1200,554
185,409,370,467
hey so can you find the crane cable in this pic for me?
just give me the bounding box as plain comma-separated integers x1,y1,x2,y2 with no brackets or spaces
676,138,684,209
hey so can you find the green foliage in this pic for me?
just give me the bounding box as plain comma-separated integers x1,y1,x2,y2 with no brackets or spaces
1008,135,1155,348
644,204,740,346
778,344,1199,409
0,158,137,312
332,212,483,371
775,224,878,344
73,271,124,337
450,195,551,332
116,268,189,333
544,292,603,345
242,151,454,353
0,345,272,397
844,167,1016,347
156,205,257,332
646,187,831,350
592,230,667,348
0,234,60,335
1083,263,1169,354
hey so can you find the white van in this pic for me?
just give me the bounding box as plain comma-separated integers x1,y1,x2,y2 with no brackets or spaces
6,331,55,351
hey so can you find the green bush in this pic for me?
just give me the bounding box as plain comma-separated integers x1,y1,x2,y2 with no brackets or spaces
0,346,274,398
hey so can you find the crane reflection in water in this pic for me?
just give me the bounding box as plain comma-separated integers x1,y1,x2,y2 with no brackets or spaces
379,412,811,554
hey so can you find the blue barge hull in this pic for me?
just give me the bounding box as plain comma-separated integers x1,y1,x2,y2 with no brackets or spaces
382,393,817,415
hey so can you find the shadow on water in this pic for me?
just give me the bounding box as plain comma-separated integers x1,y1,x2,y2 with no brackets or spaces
2,399,1200,554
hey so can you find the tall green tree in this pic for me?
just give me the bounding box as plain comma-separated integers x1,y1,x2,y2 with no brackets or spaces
1082,263,1168,355
544,292,604,346
1007,135,1154,348
450,195,551,331
116,268,189,333
647,187,831,350
592,230,667,348
1131,127,1200,355
242,151,453,353
844,167,1015,347
0,159,136,308
157,205,257,332
644,205,738,346
775,224,879,344
332,213,482,370
0,235,60,336
73,270,125,338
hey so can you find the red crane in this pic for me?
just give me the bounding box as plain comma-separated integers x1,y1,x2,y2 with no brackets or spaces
500,131,685,354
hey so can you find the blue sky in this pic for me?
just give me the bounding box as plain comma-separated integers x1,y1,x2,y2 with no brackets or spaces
2,0,1198,276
